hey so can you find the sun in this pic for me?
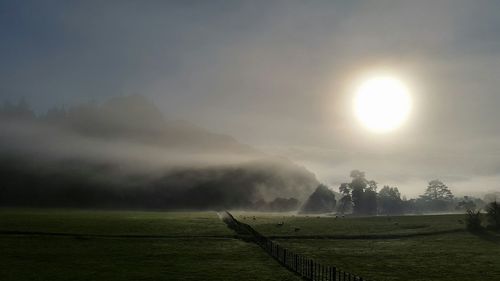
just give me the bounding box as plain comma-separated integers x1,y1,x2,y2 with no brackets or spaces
354,76,412,133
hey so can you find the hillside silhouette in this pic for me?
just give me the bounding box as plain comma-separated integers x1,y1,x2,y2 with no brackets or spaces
0,96,318,210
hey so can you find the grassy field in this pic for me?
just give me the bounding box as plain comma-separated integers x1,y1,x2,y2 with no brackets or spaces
2,209,499,281
237,212,500,281
234,212,465,237
0,209,301,281
0,209,232,236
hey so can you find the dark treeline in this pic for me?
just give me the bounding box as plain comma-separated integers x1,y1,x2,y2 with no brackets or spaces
0,154,312,210
301,170,494,215
0,96,318,210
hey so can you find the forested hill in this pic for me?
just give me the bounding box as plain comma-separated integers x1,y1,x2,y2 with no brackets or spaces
0,96,318,210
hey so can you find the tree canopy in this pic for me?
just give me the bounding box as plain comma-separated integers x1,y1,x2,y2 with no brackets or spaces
339,170,377,215
418,180,454,212
378,186,403,215
422,180,454,201
301,184,336,214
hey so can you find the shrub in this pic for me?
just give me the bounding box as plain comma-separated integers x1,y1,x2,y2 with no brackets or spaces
465,208,482,232
485,201,500,230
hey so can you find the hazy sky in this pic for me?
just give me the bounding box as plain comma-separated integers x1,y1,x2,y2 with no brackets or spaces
2,0,500,197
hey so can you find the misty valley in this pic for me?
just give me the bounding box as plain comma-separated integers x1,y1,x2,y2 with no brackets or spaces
0,96,318,210
1,96,499,281
2,1,500,281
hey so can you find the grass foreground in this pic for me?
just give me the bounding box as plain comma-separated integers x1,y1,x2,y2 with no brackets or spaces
237,212,500,281
0,209,301,281
1,209,499,281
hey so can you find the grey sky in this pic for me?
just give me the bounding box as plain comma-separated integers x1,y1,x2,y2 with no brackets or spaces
2,0,500,197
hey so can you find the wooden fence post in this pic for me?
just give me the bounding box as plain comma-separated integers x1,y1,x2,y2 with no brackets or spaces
304,256,306,276
313,261,316,280
302,256,304,276
305,258,307,278
319,262,321,281
321,264,324,281
320,264,323,281
303,256,305,277
309,259,313,280
303,256,306,277
298,255,301,275
315,261,317,280
305,259,308,279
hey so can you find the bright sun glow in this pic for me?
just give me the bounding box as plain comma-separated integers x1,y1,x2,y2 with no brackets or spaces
354,76,412,133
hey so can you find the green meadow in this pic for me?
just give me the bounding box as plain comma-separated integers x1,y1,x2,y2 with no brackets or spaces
239,212,500,281
234,212,465,237
1,209,499,281
0,209,300,281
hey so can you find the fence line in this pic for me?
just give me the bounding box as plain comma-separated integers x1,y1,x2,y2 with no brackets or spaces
222,211,371,281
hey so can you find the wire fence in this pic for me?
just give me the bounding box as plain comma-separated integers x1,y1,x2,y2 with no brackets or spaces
222,211,371,281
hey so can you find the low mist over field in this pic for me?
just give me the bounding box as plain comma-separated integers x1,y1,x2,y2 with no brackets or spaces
0,96,317,209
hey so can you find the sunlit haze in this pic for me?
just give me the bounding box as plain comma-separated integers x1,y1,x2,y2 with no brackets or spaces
354,76,412,133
